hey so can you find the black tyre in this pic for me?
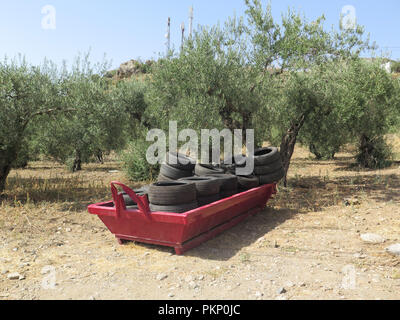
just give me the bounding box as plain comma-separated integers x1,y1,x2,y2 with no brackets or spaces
219,190,237,199
254,159,283,175
150,201,198,213
237,174,259,190
120,187,148,207
258,167,285,185
160,163,193,180
207,174,238,191
148,181,197,205
194,163,225,176
166,152,196,171
254,147,280,166
178,176,220,196
198,194,220,206
157,173,174,182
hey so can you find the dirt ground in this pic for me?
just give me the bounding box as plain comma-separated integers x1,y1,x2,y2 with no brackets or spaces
0,140,399,300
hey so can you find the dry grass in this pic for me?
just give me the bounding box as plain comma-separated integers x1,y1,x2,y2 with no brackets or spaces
0,136,399,300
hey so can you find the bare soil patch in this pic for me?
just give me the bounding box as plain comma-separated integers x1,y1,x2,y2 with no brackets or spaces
1,145,399,300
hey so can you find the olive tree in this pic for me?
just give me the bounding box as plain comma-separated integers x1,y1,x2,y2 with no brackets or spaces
147,20,264,145
244,0,373,185
37,57,129,171
336,59,399,168
0,57,66,193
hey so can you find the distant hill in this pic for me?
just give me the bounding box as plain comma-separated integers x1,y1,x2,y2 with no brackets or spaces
105,59,154,80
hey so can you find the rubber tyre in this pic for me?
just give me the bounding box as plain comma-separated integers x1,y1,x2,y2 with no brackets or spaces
148,181,197,205
157,173,175,182
219,190,237,199
178,176,220,196
237,174,259,190
166,152,196,171
195,163,225,176
198,194,220,206
258,167,285,185
254,147,280,166
160,163,193,180
150,201,198,214
207,174,238,191
120,187,148,207
254,159,283,175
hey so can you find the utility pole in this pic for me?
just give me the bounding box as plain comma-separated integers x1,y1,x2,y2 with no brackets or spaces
180,22,185,51
165,17,171,55
188,6,193,39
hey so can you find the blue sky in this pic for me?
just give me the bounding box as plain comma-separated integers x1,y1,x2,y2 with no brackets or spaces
1,0,399,69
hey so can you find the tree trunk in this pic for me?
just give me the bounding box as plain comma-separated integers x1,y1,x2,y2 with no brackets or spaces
358,134,376,168
72,150,82,172
0,153,14,194
0,163,11,194
96,149,104,164
279,114,306,187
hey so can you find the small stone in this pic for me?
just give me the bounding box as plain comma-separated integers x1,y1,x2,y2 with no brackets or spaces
143,252,150,256
188,281,198,289
89,296,95,300
7,272,21,280
168,293,174,298
360,233,386,244
285,281,294,288
1,269,9,275
156,273,168,281
386,243,400,256
299,282,306,287
198,275,204,281
185,275,194,282
13,248,18,252
66,228,72,232
255,291,263,298
277,287,286,294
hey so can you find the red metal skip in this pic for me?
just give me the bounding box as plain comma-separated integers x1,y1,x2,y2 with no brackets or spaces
88,181,277,254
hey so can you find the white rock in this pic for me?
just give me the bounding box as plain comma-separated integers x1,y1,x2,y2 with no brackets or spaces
276,287,286,294
360,233,386,244
197,275,204,281
386,243,400,256
156,273,168,281
185,275,194,282
255,291,264,298
7,272,21,280
188,281,198,289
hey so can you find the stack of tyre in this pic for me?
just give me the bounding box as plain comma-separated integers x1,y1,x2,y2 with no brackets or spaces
221,156,259,191
147,181,198,213
194,164,238,199
119,185,150,210
178,176,220,206
253,147,284,185
158,152,195,181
